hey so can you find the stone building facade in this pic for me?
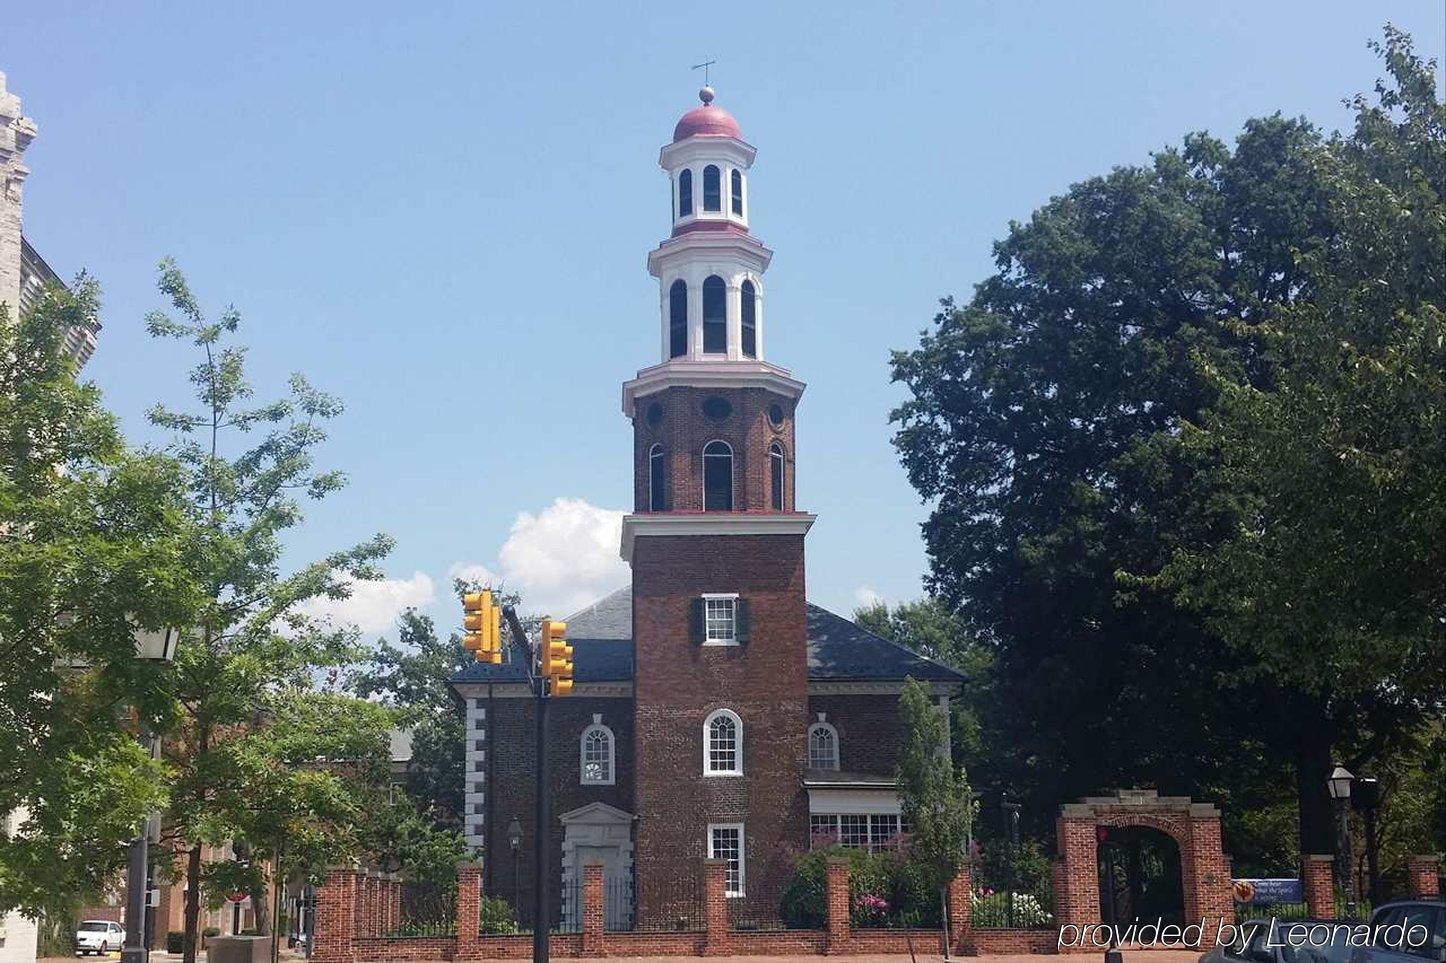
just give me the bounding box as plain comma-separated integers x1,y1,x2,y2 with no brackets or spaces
451,89,965,929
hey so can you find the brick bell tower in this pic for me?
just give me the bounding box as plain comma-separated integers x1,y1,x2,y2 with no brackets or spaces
623,86,815,923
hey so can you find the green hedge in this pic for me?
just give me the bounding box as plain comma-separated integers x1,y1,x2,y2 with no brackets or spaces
779,846,941,929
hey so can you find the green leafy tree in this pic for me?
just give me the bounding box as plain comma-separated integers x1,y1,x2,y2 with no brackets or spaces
896,677,974,950
143,260,392,963
853,598,993,762
351,610,469,824
888,32,1444,855
0,281,198,916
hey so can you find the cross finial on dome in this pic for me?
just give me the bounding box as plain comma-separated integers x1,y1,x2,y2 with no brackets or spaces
691,59,716,90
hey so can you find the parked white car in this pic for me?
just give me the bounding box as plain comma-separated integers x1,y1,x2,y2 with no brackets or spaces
75,920,124,955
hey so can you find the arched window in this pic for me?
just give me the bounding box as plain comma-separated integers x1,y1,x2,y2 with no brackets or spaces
769,441,785,511
704,709,742,775
678,169,693,217
740,280,757,358
730,170,744,216
649,444,666,511
703,165,721,212
807,723,839,771
702,276,726,354
703,440,733,511
669,280,688,358
581,719,615,785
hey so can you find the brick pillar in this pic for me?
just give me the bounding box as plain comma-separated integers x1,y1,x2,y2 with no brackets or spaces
702,859,729,956
581,862,605,956
388,875,401,933
824,857,851,955
947,864,972,954
312,867,358,963
1055,814,1100,932
455,861,481,960
1188,808,1233,946
1303,855,1335,919
1407,855,1441,899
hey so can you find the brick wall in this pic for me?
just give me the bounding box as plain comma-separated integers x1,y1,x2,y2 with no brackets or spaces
809,694,905,775
480,694,633,926
1406,855,1441,899
631,386,797,513
632,532,810,927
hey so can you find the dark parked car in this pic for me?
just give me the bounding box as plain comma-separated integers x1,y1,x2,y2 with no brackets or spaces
1351,901,1446,963
1202,918,1357,963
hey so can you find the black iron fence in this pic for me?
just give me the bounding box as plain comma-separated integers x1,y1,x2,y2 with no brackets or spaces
972,882,1056,930
388,881,456,937
632,872,706,932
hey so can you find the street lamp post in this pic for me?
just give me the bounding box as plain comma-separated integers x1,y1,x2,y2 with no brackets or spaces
1326,765,1356,919
122,626,180,963
507,817,523,920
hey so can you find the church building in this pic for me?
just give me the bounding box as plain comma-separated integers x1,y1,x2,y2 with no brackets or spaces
450,88,964,929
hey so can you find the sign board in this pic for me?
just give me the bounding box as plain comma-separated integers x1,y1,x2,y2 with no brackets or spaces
147,888,161,908
1232,878,1303,904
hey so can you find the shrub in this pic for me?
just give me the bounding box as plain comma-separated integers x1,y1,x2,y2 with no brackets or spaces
780,845,938,929
478,896,517,935
166,932,184,954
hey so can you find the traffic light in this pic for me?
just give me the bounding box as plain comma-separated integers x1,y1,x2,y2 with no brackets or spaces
540,619,573,694
462,590,502,664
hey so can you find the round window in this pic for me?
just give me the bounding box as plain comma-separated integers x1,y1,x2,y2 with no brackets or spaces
702,397,733,420
768,403,785,428
646,402,663,427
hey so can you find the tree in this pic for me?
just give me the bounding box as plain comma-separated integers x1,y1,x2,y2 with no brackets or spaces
896,677,974,952
1144,26,1445,867
143,260,392,963
887,32,1441,855
350,610,469,824
853,598,993,762
0,280,198,917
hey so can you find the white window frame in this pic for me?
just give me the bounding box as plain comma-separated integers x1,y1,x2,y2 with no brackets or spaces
707,822,746,897
648,443,665,511
703,707,743,776
807,722,840,771
702,592,739,646
580,717,615,786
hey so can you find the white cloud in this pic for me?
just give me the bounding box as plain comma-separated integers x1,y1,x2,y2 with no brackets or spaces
300,571,436,633
853,585,884,609
450,497,629,618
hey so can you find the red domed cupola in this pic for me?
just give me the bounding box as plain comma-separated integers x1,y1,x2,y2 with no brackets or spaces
672,86,742,141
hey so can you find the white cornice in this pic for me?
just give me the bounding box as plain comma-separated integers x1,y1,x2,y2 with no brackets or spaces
659,137,757,170
620,512,815,561
621,359,805,414
647,232,773,278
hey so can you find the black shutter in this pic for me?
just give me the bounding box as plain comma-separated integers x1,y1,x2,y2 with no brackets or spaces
735,599,750,643
689,598,704,644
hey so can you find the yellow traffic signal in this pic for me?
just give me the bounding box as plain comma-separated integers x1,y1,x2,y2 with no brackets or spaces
462,590,501,663
540,619,573,695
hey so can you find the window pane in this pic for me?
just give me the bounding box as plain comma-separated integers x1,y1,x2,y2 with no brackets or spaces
703,445,733,511
582,728,611,783
669,281,688,358
741,281,756,358
770,444,784,511
809,815,837,847
703,165,721,212
679,169,693,216
709,826,743,896
708,715,738,772
702,276,726,353
705,597,736,642
730,170,743,215
869,814,901,851
649,447,666,511
839,815,870,848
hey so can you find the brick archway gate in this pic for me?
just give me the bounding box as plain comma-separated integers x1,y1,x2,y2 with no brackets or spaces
1054,790,1234,943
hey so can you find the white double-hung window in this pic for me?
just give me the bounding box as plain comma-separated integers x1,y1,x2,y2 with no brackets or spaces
703,593,738,645
708,823,745,896
704,708,742,775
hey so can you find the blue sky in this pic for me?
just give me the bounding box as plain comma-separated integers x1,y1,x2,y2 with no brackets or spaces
6,2,1443,638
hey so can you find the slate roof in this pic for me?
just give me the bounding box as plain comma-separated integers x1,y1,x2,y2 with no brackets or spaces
451,587,965,687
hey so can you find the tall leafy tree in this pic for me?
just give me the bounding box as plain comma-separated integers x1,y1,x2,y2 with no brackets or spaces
1145,27,1445,869
0,281,198,916
143,260,392,962
896,677,974,950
